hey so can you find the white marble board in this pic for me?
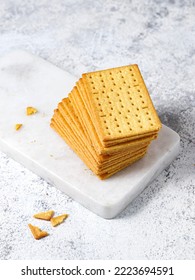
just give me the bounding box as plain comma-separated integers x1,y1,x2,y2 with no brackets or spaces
0,50,180,219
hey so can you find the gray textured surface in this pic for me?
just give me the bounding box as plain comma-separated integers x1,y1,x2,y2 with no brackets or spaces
0,0,194,260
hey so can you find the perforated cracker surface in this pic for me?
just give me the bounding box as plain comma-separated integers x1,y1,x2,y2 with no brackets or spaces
82,64,161,142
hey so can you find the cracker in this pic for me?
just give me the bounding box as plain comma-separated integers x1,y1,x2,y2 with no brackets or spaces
26,106,37,115
15,124,22,130
51,64,161,179
33,210,54,221
81,64,161,144
50,214,68,227
28,224,49,240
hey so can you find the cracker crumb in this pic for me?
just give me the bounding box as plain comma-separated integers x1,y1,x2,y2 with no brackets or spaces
33,210,54,221
51,214,69,227
28,224,49,240
15,124,22,130
26,106,38,115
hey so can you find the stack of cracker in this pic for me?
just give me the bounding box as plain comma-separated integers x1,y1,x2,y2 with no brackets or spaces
51,65,161,179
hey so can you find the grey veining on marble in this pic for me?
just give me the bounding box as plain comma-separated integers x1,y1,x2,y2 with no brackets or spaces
0,0,194,260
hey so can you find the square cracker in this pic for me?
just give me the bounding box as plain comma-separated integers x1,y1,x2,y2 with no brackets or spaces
81,64,161,144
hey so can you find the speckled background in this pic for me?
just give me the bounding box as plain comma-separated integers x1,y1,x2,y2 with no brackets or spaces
0,0,194,260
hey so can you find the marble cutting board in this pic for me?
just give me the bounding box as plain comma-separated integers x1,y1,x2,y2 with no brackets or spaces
0,50,180,219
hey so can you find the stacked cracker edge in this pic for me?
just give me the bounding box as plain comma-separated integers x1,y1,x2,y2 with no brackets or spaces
51,64,162,180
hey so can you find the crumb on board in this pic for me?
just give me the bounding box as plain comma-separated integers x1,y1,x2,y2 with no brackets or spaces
26,106,38,115
15,124,23,130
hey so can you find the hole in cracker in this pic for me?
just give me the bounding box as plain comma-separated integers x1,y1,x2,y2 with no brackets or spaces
119,130,122,133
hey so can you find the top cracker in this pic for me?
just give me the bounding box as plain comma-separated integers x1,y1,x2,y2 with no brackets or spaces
82,64,161,144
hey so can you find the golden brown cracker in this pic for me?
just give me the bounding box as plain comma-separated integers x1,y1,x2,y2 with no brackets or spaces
28,224,49,240
81,64,161,143
33,210,54,221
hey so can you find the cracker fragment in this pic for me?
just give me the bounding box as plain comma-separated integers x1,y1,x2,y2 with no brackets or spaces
26,106,37,115
28,224,49,240
33,210,54,221
15,124,22,130
50,214,68,227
